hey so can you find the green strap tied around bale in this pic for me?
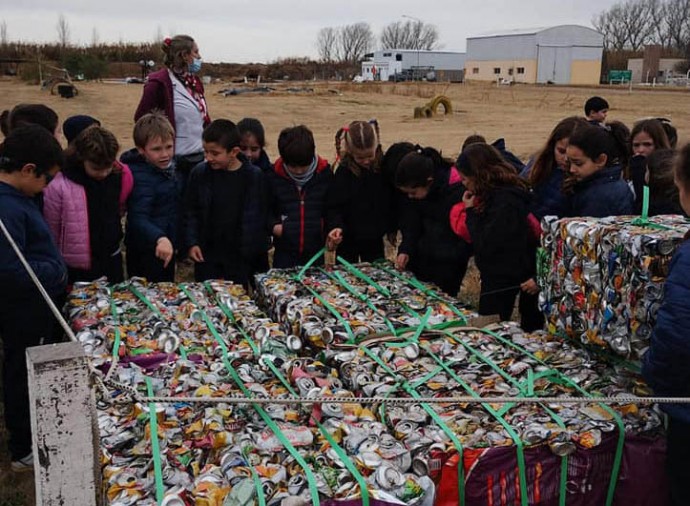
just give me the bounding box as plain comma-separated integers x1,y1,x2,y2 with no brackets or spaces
296,247,327,280
107,286,122,363
336,256,391,297
631,185,673,230
478,326,626,506
180,285,318,506
242,446,267,506
144,377,165,505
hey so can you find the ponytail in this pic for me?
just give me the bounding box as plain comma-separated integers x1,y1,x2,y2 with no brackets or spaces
394,145,450,188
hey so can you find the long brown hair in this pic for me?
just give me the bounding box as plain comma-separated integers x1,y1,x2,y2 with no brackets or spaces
530,116,587,186
630,119,671,154
456,143,529,209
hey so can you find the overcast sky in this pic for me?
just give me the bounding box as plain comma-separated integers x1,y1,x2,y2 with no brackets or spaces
1,0,619,63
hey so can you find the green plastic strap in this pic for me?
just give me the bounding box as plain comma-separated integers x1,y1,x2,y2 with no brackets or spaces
479,326,625,506
182,286,320,505
373,262,468,323
296,247,326,280
292,279,356,342
127,283,164,319
411,340,529,506
439,329,568,506
336,256,391,297
242,446,267,506
108,286,122,362
642,185,650,221
630,186,673,230
145,377,165,505
325,269,398,337
202,282,261,356
262,358,371,506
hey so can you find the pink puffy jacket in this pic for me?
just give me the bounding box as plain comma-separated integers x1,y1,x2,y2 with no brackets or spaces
43,162,133,270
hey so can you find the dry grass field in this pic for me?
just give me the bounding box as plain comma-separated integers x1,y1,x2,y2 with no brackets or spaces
1,76,690,504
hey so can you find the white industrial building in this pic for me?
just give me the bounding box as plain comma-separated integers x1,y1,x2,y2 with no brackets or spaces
361,50,466,82
465,25,604,85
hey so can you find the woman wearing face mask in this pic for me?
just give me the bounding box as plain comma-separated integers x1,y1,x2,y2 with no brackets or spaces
135,34,210,193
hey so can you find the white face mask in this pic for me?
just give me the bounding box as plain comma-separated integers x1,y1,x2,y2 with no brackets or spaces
188,58,202,74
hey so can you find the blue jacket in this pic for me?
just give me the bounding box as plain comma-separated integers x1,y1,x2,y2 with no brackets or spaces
521,161,569,220
182,161,268,259
121,149,182,254
569,165,634,217
643,239,690,422
0,182,67,302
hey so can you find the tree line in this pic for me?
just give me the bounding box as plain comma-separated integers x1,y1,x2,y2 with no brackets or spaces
594,0,690,53
316,20,440,64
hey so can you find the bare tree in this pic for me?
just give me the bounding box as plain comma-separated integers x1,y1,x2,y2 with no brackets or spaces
337,22,374,64
0,20,7,46
91,27,100,47
56,13,70,48
154,25,164,45
593,7,628,50
665,0,690,50
621,0,655,51
316,27,338,62
381,20,439,50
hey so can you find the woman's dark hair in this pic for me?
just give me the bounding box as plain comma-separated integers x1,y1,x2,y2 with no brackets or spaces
66,126,119,168
162,35,195,70
278,125,315,167
0,125,63,175
461,134,486,152
381,142,415,185
456,143,529,202
658,118,677,149
0,110,9,137
203,119,241,151
238,118,266,147
568,122,630,168
7,104,59,134
675,143,690,193
394,146,450,188
630,119,671,155
647,149,679,210
530,116,588,186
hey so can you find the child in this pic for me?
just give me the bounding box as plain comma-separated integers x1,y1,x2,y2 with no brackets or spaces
3,104,60,139
43,126,133,283
643,142,690,506
453,143,543,331
238,118,272,172
183,119,267,286
584,96,609,125
122,112,181,282
394,146,471,297
461,134,525,173
0,125,66,471
327,120,394,262
567,123,634,217
646,149,683,216
63,115,101,144
267,125,333,268
522,116,588,219
629,119,672,213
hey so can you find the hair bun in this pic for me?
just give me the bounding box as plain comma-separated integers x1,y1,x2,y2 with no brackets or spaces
163,37,172,47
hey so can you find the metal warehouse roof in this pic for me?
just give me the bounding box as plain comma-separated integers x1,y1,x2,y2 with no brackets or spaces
468,25,599,39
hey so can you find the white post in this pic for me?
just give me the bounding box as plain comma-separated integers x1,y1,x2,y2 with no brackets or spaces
27,342,100,506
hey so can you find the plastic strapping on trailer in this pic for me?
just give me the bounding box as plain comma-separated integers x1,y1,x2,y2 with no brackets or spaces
479,327,626,506
360,343,467,506
144,377,165,505
295,247,327,280
336,256,391,297
242,445,267,506
438,329,569,506
107,285,122,367
180,285,318,506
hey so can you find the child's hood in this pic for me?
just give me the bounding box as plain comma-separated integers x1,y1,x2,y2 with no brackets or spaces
273,156,330,179
120,148,147,166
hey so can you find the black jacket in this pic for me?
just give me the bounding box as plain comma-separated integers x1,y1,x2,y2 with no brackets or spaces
267,157,334,268
122,149,182,254
398,165,468,263
569,165,634,218
466,185,536,291
182,161,268,259
328,158,395,253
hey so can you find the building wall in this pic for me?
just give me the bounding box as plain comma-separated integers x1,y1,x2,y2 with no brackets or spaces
465,59,538,83
627,58,685,83
569,60,602,85
466,34,538,61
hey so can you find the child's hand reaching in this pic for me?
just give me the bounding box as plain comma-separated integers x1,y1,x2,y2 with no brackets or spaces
396,253,409,271
188,245,205,263
326,228,343,251
155,237,174,268
520,278,539,295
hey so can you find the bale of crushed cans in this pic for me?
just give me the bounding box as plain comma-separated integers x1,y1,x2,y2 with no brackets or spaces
66,263,668,506
538,215,690,360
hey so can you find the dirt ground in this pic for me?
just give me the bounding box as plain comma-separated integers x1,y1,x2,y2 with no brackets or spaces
1,77,690,505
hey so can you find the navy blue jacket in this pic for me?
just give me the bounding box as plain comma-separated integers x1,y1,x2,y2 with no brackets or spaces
569,165,634,217
254,150,272,173
183,161,268,259
267,157,334,268
0,182,67,302
121,149,182,254
643,239,690,423
521,161,570,220
492,138,524,174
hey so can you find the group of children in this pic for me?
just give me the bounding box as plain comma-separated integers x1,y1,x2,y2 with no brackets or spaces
1,95,690,494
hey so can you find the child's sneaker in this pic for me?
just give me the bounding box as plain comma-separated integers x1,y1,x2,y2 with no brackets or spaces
10,452,34,472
